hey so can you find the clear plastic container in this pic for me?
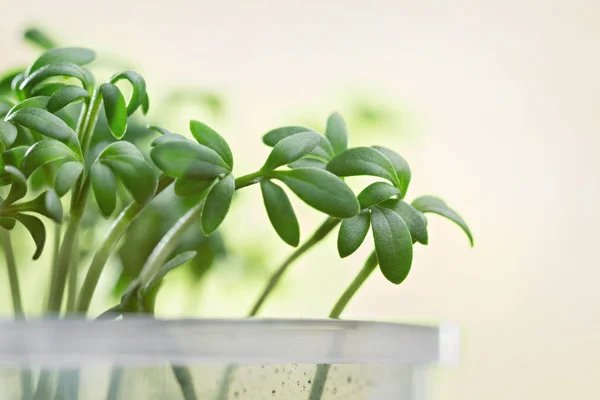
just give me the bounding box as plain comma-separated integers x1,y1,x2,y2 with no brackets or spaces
0,318,458,399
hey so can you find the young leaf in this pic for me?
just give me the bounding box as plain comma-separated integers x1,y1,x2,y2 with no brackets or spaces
272,168,359,219
100,83,127,139
327,147,399,185
47,85,89,113
13,214,46,260
20,140,80,177
325,112,348,155
337,210,371,258
54,161,83,197
5,96,50,118
370,205,413,284
23,28,56,50
263,126,334,160
261,131,321,172
260,179,300,247
145,251,198,292
0,121,18,150
174,177,216,197
27,47,96,75
30,82,67,97
202,174,235,235
91,162,117,217
3,166,28,204
357,182,401,209
372,146,411,196
189,120,233,168
21,63,92,92
411,195,473,246
151,140,231,180
382,199,428,245
110,71,147,115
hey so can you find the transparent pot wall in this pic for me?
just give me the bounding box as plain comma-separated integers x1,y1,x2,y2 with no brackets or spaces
0,319,457,400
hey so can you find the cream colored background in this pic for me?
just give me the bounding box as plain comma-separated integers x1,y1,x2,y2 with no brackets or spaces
1,0,600,399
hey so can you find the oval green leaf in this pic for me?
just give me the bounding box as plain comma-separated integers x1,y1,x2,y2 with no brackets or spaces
260,179,300,247
327,146,399,185
371,205,413,284
325,112,348,156
202,174,235,235
14,190,63,223
337,210,371,258
23,28,56,50
91,162,117,217
263,126,334,160
411,195,473,246
100,83,128,139
372,146,411,196
20,140,80,177
151,140,231,180
30,82,67,97
110,71,147,115
21,63,92,92
174,177,216,197
27,47,95,75
288,158,327,169
0,121,18,149
47,85,89,113
189,120,233,168
3,166,28,204
5,96,50,119
54,161,83,197
13,214,46,260
261,131,321,172
357,182,401,209
382,198,428,245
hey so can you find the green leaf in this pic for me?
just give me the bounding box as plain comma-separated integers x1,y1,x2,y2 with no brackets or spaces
0,99,13,117
147,125,173,136
0,218,16,230
327,147,399,185
261,131,321,172
174,177,216,197
151,140,231,180
151,132,186,146
325,112,348,155
189,120,233,168
100,83,127,139
357,182,401,209
382,199,428,245
91,162,117,217
260,179,299,247
3,166,28,204
371,205,413,284
142,93,150,114
54,161,83,197
110,71,147,115
0,121,18,150
23,28,56,50
272,168,359,218
27,47,95,75
6,108,81,153
288,158,327,169
14,190,63,223
145,251,197,291
0,70,23,98
372,146,411,196
20,140,80,177
263,126,334,160
11,72,26,100
202,174,234,235
1,146,28,169
411,195,473,246
47,85,89,113
337,210,371,258
21,63,92,92
98,141,158,204
5,96,50,118
13,214,46,260
30,83,67,97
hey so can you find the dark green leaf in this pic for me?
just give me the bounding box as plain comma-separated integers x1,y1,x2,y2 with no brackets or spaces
174,177,216,197
272,168,359,218
411,195,473,246
260,179,299,247
54,161,83,197
20,140,80,177
91,162,117,217
0,218,16,230
261,131,321,172
201,174,234,235
337,210,371,258
288,158,327,169
110,71,147,115
372,146,411,196
327,147,399,185
357,182,401,209
14,190,63,223
0,121,18,150
151,140,231,180
1,146,28,169
145,251,197,291
5,96,50,118
13,214,46,260
100,83,127,139
30,83,67,97
382,199,428,245
142,93,150,114
3,166,28,204
11,72,26,100
23,28,56,50
27,47,95,75
325,112,348,155
21,63,92,92
371,205,413,284
0,69,23,97
47,85,89,113
189,120,233,168
263,126,334,160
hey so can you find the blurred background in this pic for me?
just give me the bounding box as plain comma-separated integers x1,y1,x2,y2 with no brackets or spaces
1,0,599,399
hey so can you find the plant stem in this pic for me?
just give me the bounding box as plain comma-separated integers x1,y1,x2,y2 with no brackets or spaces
76,177,174,313
248,217,340,316
1,228,24,315
65,233,80,313
80,89,103,158
234,170,263,189
171,366,198,400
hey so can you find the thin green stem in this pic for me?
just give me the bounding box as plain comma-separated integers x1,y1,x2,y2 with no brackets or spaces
248,217,340,316
66,233,80,313
171,366,198,400
80,89,103,158
1,229,24,315
234,170,263,189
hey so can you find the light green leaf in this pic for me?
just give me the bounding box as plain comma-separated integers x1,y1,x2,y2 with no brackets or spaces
54,161,83,197
47,85,89,113
27,47,95,75
261,131,321,172
0,121,18,150
13,214,46,260
21,63,92,92
20,140,80,177
91,162,117,217
189,120,233,168
174,177,216,197
110,71,147,115
263,126,334,160
146,251,198,292
382,198,428,245
325,112,348,155
337,210,371,258
3,166,27,204
357,182,401,209
23,28,56,50
327,147,399,185
272,168,359,218
100,83,127,139
151,140,231,180
411,195,473,246
5,96,50,119
260,179,299,247
202,174,234,235
371,205,413,285
372,146,411,196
